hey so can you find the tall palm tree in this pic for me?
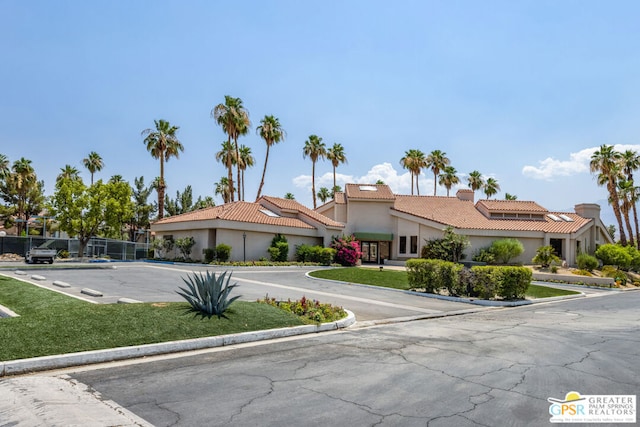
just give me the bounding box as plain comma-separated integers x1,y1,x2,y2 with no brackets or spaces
214,177,232,204
83,151,104,185
57,165,81,184
437,166,459,197
505,193,518,200
215,140,237,201
284,192,295,200
303,135,327,209
617,178,636,248
400,149,426,195
590,145,626,246
237,145,255,201
141,119,184,220
212,96,250,202
483,177,500,199
620,149,640,248
326,143,347,197
255,115,285,200
317,187,331,204
426,150,450,196
467,170,484,194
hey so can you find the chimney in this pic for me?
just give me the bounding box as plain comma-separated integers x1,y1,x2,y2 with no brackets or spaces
456,189,474,202
574,203,601,220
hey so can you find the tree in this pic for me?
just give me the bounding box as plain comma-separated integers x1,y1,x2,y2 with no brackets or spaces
620,149,640,248
284,192,295,200
0,154,9,180
302,134,326,209
400,149,426,195
489,238,525,264
212,95,250,202
0,157,40,235
607,224,616,241
317,187,331,204
215,140,237,201
590,145,626,246
193,196,215,210
255,115,285,200
50,178,133,257
83,151,104,185
532,245,561,268
142,119,184,220
326,143,347,198
175,236,196,259
483,177,500,199
238,145,254,201
426,150,450,196
130,176,156,242
617,178,636,248
467,170,484,194
214,177,232,204
437,166,459,197
505,193,518,200
165,185,194,216
57,165,81,184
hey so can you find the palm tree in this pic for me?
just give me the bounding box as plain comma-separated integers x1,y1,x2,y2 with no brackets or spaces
214,177,232,204
83,151,104,185
483,177,500,199
326,143,347,197
56,165,81,184
302,135,327,209
467,170,484,194
505,193,518,200
437,166,459,197
141,119,184,220
620,149,640,248
255,115,285,200
317,187,331,204
617,178,636,247
590,145,627,246
215,140,237,200
284,192,295,200
400,149,426,195
8,158,36,235
212,96,250,202
238,145,255,201
426,150,450,196
0,154,9,180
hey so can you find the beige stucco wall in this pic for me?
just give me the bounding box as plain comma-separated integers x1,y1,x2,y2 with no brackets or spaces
344,201,395,236
215,229,322,261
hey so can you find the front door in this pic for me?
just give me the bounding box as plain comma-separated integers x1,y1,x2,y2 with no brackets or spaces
361,242,378,263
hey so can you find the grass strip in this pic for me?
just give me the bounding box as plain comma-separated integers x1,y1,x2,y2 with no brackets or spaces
0,275,305,361
309,267,411,290
525,283,580,298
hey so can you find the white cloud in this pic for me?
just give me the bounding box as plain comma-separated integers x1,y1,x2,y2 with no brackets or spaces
293,162,413,193
521,145,640,180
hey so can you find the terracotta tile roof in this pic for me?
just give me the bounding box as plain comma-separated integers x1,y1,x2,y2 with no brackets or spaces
153,201,314,229
261,196,344,228
476,199,548,213
345,183,396,200
392,195,591,233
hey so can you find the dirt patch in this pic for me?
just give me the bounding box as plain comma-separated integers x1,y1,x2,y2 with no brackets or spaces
151,303,169,308
0,253,24,261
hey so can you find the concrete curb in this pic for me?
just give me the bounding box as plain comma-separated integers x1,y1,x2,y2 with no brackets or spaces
0,303,19,318
0,310,355,377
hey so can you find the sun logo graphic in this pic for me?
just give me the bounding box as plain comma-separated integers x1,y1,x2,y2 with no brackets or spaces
548,391,636,423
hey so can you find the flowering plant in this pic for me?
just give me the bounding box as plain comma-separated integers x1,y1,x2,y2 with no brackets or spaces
330,235,363,266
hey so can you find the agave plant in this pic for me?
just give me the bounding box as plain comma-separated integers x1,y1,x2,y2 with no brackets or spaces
176,270,241,318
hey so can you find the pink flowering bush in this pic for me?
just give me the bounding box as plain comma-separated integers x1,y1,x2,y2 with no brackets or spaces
330,235,363,266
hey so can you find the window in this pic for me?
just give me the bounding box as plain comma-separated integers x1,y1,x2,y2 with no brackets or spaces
410,236,418,254
399,236,407,254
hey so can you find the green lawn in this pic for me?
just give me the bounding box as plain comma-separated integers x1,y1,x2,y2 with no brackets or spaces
309,267,579,299
309,267,411,290
0,275,306,361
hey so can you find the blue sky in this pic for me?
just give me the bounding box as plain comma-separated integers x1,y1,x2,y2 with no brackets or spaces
2,1,640,224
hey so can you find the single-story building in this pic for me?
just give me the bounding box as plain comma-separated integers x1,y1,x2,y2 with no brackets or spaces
151,196,344,261
315,184,614,266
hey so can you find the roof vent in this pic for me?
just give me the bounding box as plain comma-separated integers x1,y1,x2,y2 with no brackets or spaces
547,214,562,222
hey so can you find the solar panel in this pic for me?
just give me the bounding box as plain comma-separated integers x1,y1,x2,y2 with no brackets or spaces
559,214,574,222
547,214,562,222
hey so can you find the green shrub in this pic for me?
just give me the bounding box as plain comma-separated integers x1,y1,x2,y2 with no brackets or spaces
492,266,531,299
175,236,196,259
600,265,619,278
215,243,231,262
406,258,440,293
176,270,241,318
437,261,464,296
268,234,289,262
421,226,469,262
595,244,632,270
576,253,598,272
572,269,592,276
317,248,336,265
258,294,346,323
203,248,216,264
470,266,497,299
295,244,313,262
472,248,496,264
490,238,524,264
625,245,640,271
550,265,558,273
532,245,560,268
57,250,70,259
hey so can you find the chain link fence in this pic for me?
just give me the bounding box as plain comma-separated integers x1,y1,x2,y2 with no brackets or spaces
0,235,149,261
